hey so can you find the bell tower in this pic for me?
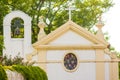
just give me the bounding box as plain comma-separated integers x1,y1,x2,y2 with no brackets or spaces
3,10,32,58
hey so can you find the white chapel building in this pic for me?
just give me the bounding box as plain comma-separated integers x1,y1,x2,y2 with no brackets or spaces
27,18,119,80
3,10,119,80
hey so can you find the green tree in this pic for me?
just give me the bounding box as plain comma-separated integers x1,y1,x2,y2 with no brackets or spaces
0,0,113,52
0,35,4,55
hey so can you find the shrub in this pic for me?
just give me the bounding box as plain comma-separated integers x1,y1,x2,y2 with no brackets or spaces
12,65,48,80
0,54,34,66
0,65,48,80
0,54,48,80
0,65,7,80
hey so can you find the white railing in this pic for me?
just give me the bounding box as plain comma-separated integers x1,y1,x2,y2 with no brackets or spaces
6,70,24,80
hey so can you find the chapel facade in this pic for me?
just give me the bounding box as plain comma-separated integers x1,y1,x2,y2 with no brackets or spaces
27,18,119,80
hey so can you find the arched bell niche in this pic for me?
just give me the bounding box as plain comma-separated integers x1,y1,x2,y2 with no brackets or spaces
11,17,24,38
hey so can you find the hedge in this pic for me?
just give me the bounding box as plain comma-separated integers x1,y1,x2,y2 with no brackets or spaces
0,65,48,80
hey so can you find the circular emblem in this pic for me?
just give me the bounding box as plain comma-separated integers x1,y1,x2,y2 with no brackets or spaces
64,53,78,71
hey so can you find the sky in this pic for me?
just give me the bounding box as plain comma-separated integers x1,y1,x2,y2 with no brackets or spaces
102,0,120,52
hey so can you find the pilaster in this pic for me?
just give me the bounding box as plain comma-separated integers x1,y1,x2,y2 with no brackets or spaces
96,49,105,80
37,50,47,72
110,58,119,80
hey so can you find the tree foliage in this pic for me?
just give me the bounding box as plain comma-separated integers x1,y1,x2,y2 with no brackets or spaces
0,0,113,43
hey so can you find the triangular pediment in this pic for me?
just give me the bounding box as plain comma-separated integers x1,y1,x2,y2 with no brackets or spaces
48,30,93,45
33,20,108,49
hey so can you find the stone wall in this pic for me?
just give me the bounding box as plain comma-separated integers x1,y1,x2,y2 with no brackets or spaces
6,70,24,80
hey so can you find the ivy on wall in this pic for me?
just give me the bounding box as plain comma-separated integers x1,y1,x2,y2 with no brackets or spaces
0,65,48,80
12,65,48,80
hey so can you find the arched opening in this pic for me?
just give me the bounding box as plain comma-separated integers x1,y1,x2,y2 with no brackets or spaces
11,17,24,38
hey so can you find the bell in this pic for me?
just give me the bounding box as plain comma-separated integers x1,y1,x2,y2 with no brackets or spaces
14,27,20,36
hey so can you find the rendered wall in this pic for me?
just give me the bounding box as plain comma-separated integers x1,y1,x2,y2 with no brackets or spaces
46,50,96,80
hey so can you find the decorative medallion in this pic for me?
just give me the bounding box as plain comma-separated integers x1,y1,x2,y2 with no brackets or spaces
64,53,78,71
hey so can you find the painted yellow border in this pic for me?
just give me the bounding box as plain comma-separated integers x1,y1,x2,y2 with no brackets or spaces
34,59,120,64
34,44,107,50
62,51,79,72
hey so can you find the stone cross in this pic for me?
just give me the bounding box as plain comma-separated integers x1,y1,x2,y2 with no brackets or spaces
66,5,75,20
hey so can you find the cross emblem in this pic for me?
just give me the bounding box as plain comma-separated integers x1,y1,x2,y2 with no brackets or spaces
66,4,75,20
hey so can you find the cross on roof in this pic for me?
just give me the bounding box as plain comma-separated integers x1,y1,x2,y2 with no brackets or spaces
66,5,75,21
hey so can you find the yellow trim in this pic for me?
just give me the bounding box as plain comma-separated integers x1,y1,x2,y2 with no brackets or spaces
110,58,119,80
33,20,108,47
34,44,107,50
62,51,79,72
34,59,120,63
96,49,105,80
109,62,112,80
26,50,37,61
104,48,119,80
37,50,47,71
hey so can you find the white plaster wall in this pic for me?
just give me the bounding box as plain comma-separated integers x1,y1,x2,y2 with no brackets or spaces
49,30,93,45
8,39,24,57
76,50,95,60
47,63,96,80
46,50,96,80
104,54,111,80
47,50,66,61
3,10,33,59
105,63,110,80
47,50,95,61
